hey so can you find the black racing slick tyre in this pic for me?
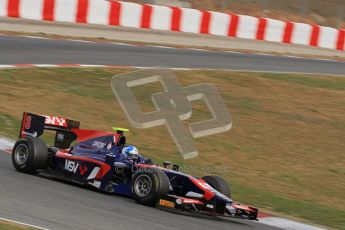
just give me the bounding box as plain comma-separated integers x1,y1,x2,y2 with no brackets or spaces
202,175,232,198
12,137,48,174
131,169,170,206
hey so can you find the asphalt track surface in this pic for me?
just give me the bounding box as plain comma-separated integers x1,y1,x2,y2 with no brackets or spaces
0,151,281,230
0,34,340,230
0,35,344,76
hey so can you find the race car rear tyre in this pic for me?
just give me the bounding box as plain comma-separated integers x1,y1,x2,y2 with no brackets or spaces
132,169,170,206
12,137,48,174
202,175,232,198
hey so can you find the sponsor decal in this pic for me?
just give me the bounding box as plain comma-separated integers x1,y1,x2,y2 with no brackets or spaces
87,167,100,180
45,116,67,127
176,199,183,205
92,141,106,149
198,181,213,190
185,191,203,198
88,180,101,188
79,165,88,176
226,204,236,214
65,159,79,173
57,133,64,141
25,115,31,129
64,159,88,175
21,131,37,137
159,199,175,208
181,198,203,204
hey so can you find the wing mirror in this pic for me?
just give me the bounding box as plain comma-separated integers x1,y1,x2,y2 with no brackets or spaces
163,161,171,168
163,161,179,171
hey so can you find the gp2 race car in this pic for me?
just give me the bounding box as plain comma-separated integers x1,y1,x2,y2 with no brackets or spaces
12,112,258,220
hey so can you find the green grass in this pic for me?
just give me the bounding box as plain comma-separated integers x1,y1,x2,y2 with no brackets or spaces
0,68,344,229
262,73,345,90
0,221,38,230
233,182,345,229
0,112,21,137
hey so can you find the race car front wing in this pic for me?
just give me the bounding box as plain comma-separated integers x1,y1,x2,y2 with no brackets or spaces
157,194,258,220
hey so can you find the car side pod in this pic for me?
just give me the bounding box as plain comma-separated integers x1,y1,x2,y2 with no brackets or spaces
99,154,117,191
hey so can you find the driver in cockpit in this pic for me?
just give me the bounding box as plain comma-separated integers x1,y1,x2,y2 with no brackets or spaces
119,145,146,165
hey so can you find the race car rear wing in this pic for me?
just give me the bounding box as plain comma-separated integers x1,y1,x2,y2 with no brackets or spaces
20,112,80,148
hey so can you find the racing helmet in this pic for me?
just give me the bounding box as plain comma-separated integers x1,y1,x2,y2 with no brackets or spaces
122,146,139,161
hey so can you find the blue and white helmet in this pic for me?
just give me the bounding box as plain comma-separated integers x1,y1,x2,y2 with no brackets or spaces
122,146,139,161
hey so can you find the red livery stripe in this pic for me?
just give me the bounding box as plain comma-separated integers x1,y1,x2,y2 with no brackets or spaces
56,151,111,179
71,128,114,143
95,164,111,179
190,177,215,200
20,112,28,138
56,152,109,168
200,10,211,34
257,212,273,218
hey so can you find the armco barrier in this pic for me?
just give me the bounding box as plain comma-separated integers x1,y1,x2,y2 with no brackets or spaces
0,0,344,51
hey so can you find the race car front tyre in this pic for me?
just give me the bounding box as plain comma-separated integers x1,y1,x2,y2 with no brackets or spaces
12,137,48,174
202,175,232,198
132,169,170,206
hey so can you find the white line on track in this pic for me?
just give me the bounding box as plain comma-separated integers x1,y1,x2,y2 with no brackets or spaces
150,45,176,49
253,53,274,56
20,35,50,40
68,39,98,44
112,42,138,46
0,217,51,230
223,50,243,54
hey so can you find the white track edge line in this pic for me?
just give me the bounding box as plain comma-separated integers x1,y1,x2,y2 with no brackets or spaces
0,217,51,230
258,217,326,230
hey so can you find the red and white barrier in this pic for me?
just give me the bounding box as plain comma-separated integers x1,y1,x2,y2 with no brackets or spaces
0,0,344,51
